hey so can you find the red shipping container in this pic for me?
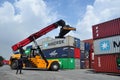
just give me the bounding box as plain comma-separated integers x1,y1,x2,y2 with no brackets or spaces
89,50,94,69
2,60,9,65
83,39,94,69
74,48,80,58
94,54,120,73
83,39,93,45
92,18,120,40
91,60,94,69
85,59,90,69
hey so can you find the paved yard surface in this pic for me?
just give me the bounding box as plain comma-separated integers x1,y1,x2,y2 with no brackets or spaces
0,65,120,80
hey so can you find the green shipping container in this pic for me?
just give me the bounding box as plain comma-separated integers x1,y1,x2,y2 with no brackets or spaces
47,58,75,69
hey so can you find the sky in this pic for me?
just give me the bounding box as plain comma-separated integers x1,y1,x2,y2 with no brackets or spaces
0,0,120,59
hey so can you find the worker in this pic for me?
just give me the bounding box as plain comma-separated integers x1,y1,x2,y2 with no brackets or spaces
16,55,23,74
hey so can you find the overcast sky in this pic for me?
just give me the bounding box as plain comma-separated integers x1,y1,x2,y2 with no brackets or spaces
0,0,120,59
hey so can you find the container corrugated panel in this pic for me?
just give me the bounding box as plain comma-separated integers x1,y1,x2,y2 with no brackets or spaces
37,37,53,45
92,18,120,40
74,48,80,58
80,41,85,50
85,43,90,51
84,59,89,69
80,59,85,69
94,35,120,54
80,50,85,59
47,58,75,69
84,51,89,59
94,54,120,73
74,38,80,48
75,59,80,69
90,60,94,69
89,51,94,69
42,46,74,58
42,36,75,50
83,39,93,45
32,37,53,47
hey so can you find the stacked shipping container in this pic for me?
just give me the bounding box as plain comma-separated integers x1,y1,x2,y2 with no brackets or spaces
80,41,91,69
41,36,81,69
92,17,120,73
83,39,94,69
28,35,92,69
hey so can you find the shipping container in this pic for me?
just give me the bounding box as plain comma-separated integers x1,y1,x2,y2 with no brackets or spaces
92,18,120,40
90,60,94,69
94,35,120,54
74,48,80,58
47,58,75,69
84,59,90,69
2,60,9,65
83,39,94,69
85,51,89,59
80,50,85,59
37,37,53,45
74,38,80,48
26,45,32,49
85,43,90,51
75,59,80,69
80,59,85,69
42,36,80,50
89,51,94,69
94,54,120,73
83,39,93,45
42,46,74,58
80,50,90,59
80,41,85,50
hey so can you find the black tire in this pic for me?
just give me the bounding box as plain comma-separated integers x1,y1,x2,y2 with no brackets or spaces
10,60,17,69
50,61,60,71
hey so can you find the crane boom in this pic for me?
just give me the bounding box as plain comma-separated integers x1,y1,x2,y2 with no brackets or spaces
12,20,75,51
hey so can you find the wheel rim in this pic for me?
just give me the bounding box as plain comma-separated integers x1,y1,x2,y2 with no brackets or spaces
53,64,58,70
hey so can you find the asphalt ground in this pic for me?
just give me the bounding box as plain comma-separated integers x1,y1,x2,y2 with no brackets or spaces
0,65,120,80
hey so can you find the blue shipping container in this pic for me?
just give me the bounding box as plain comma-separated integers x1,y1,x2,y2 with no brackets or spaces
42,46,74,58
74,38,80,48
85,43,90,51
80,59,85,69
80,50,89,59
80,50,85,59
26,45,32,49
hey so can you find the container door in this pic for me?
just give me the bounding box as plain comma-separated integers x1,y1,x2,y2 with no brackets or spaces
75,59,80,69
68,58,75,69
74,48,80,58
80,59,85,69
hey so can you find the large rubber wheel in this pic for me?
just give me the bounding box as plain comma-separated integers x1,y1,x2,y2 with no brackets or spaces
10,60,17,69
50,61,60,71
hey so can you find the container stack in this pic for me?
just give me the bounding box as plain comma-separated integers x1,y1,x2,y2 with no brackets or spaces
40,36,81,69
80,41,91,69
83,39,94,69
92,17,120,73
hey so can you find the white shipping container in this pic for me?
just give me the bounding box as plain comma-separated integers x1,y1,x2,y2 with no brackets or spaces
80,41,85,50
75,59,80,69
42,36,75,50
32,37,53,48
94,35,120,54
37,37,53,45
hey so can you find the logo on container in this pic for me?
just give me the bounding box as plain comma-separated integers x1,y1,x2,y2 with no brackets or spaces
100,40,110,51
49,50,58,57
48,40,64,46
